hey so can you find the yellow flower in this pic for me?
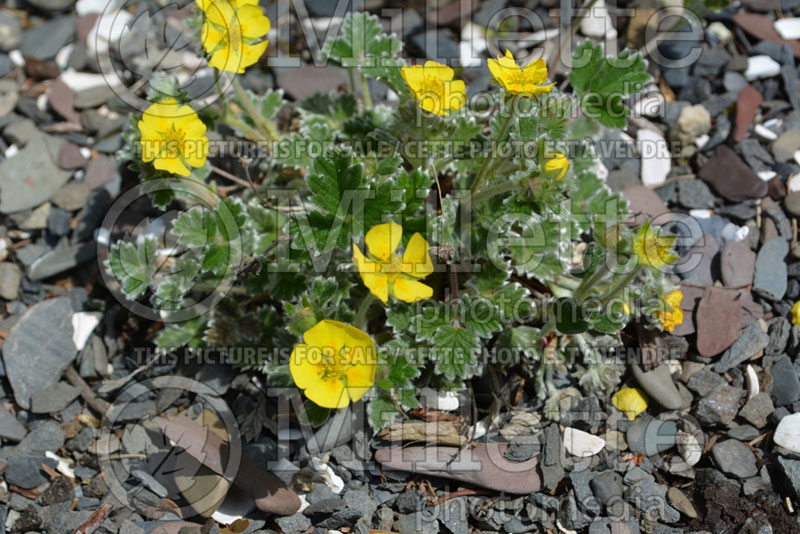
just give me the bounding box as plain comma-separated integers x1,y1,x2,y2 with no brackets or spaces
657,290,683,332
632,220,678,269
543,152,569,180
401,61,466,116
487,50,555,96
138,99,209,176
353,222,434,304
611,387,648,421
198,0,270,74
290,320,376,409
792,301,800,325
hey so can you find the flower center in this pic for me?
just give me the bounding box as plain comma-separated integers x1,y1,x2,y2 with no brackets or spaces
162,126,185,157
418,75,444,98
318,347,356,381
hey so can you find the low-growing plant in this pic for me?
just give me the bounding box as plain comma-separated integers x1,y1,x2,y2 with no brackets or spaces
109,5,682,430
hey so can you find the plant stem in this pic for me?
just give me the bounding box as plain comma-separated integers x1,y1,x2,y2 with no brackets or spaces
598,267,639,307
214,70,227,109
355,293,377,330
231,77,280,142
360,71,372,108
471,180,518,203
470,96,518,194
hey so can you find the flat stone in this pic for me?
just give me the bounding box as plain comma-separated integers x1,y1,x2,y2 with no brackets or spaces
667,487,697,518
20,16,76,60
712,440,759,478
395,512,438,534
375,442,540,493
699,144,768,202
2,298,76,409
83,154,117,189
626,418,678,456
590,470,623,508
677,179,715,209
540,423,565,490
51,181,90,211
622,185,669,224
0,404,27,442
774,413,800,453
0,132,71,214
738,392,774,428
30,381,81,414
771,130,800,162
687,369,726,396
770,355,800,406
28,242,96,281
57,142,86,170
753,237,788,300
775,18,800,40
778,456,800,497
0,261,22,300
696,385,744,426
49,80,80,123
632,363,682,410
696,287,742,356
733,85,763,142
721,240,756,287
714,322,770,373
5,455,58,488
728,424,761,441
675,234,719,286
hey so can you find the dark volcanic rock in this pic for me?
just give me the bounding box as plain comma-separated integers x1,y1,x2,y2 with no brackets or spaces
699,145,768,202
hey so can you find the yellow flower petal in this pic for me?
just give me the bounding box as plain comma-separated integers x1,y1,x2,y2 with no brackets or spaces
401,61,465,116
365,222,403,263
238,4,270,38
153,154,191,176
401,233,433,278
487,49,554,96
792,301,800,325
391,277,433,303
657,290,684,332
353,243,389,303
305,378,349,409
611,387,648,421
543,152,569,180
289,344,324,389
302,320,344,353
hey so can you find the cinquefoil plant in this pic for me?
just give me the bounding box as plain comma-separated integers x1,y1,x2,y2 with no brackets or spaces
109,6,681,429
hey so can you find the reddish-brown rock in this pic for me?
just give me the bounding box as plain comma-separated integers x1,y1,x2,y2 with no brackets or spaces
733,85,763,142
696,287,743,357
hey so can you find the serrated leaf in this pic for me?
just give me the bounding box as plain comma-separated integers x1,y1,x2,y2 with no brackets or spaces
430,325,481,380
307,149,364,213
107,237,158,299
460,295,502,340
155,317,205,349
569,40,651,128
413,302,451,341
172,207,216,247
368,394,400,430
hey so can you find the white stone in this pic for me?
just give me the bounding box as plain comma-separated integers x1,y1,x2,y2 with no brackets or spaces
708,21,733,43
775,18,800,40
72,311,102,351
755,124,779,141
695,134,710,149
795,150,800,166
419,387,460,411
61,71,116,92
746,365,760,400
774,413,800,453
87,10,134,56
4,144,17,159
721,222,749,243
460,23,486,68
309,456,344,494
633,92,665,118
563,427,605,457
758,170,777,181
637,128,671,187
676,431,702,466
44,451,74,478
55,44,73,70
77,0,124,14
8,50,24,67
745,55,781,81
789,173,800,192
211,491,256,525
580,0,617,38
689,209,713,219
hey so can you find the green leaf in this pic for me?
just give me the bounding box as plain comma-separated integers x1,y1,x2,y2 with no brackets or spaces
107,237,158,299
460,295,502,340
155,317,206,349
236,88,284,121
397,169,433,219
554,297,589,334
367,394,400,430
575,241,605,277
172,207,216,247
307,149,364,214
569,40,651,128
413,302,451,341
385,302,415,332
430,325,481,380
